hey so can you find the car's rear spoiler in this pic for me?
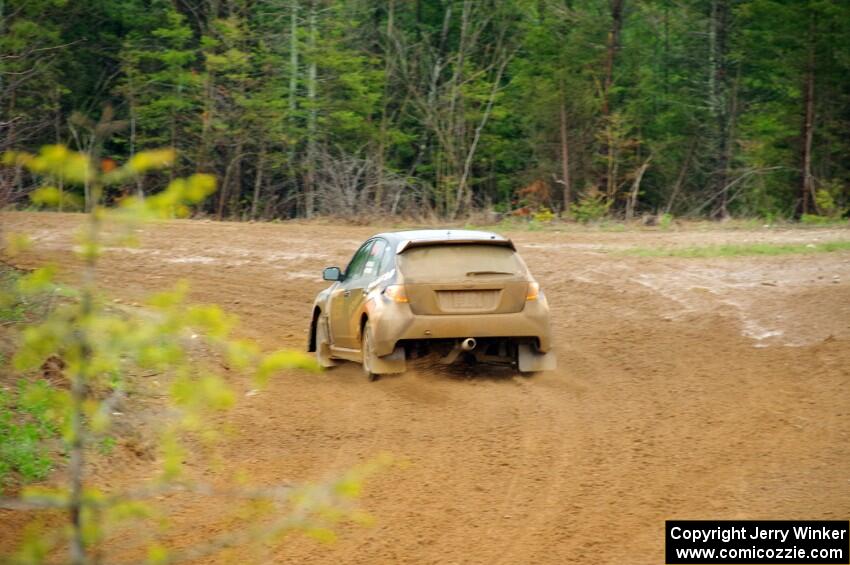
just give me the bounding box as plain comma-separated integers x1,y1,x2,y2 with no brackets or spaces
397,238,515,254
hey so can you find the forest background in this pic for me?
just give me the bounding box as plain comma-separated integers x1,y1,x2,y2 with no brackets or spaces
2,0,849,222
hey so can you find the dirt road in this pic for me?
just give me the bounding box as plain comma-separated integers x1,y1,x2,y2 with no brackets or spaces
2,212,849,564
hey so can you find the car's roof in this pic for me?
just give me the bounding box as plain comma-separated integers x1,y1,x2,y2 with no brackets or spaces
372,229,514,253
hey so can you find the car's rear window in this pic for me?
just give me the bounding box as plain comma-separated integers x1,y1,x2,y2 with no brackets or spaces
398,244,526,282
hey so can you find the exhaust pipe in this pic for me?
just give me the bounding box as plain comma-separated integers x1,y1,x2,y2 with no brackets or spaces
461,338,477,351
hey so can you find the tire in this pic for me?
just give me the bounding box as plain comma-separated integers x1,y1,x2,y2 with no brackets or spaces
361,323,379,382
314,316,337,368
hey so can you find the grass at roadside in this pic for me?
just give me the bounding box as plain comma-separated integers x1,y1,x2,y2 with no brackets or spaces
457,216,849,234
0,265,60,491
0,381,59,487
622,240,850,258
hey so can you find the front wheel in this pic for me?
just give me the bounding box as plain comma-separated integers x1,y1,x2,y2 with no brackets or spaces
361,323,379,382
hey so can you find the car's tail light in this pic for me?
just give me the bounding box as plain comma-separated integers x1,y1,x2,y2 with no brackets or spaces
526,281,540,301
384,284,409,303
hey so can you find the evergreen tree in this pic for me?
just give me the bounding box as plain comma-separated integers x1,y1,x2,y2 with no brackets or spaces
2,0,849,219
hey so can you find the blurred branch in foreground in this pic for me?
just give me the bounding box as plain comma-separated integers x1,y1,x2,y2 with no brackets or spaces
0,145,387,564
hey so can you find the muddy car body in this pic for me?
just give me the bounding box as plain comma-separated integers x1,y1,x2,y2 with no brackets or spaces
308,230,555,379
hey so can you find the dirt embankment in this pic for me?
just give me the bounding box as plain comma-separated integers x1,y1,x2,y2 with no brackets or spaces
1,212,849,564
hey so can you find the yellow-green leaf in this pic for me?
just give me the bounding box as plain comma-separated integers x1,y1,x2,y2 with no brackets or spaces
128,149,176,174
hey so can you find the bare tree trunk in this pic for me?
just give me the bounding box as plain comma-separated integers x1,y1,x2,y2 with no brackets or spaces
216,161,233,220
375,0,395,210
0,0,10,208
708,0,718,126
230,136,244,217
82,130,95,213
453,0,471,183
251,144,267,220
216,181,228,220
198,69,215,194
419,5,452,216
128,85,146,199
800,12,816,216
625,156,651,221
559,87,572,213
605,120,616,201
2,88,18,208
0,0,3,99
68,164,105,565
304,0,318,218
718,67,740,218
286,0,300,218
289,0,299,118
601,0,624,117
600,0,624,204
452,54,509,219
218,149,246,220
665,139,696,214
68,308,89,565
708,0,730,219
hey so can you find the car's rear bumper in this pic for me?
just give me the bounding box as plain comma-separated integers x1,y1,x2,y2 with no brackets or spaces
368,298,552,357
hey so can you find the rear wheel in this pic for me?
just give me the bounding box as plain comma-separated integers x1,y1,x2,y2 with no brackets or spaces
314,316,337,368
361,323,379,382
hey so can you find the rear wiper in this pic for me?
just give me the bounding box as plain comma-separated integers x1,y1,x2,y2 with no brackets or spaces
466,270,515,276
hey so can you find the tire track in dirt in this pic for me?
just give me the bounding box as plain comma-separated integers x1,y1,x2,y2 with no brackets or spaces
2,212,849,564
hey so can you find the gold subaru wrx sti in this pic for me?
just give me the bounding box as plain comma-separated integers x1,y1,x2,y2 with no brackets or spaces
308,230,555,380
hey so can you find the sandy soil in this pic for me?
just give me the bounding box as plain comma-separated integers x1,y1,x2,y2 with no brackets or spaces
1,212,849,564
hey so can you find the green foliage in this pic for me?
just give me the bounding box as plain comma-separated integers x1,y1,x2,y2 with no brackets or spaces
0,262,55,331
760,211,780,226
659,213,674,230
624,240,850,258
0,274,27,324
531,207,555,223
1,146,379,564
813,182,848,219
3,0,849,219
571,189,611,224
800,213,830,226
0,381,59,486
97,436,116,455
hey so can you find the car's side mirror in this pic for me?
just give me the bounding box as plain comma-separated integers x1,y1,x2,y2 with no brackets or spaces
322,267,343,281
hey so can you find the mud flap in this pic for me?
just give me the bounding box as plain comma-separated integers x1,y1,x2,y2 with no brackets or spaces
370,346,406,374
517,344,557,372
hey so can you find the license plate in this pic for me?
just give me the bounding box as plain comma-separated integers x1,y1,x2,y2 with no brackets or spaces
438,290,498,311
